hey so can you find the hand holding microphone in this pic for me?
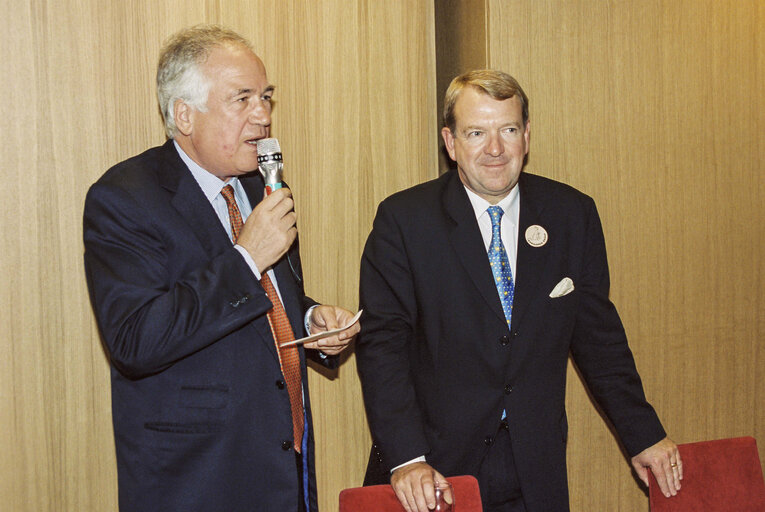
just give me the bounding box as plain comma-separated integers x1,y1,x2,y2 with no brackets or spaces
236,138,296,272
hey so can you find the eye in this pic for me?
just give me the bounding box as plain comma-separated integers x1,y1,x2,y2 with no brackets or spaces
466,130,483,138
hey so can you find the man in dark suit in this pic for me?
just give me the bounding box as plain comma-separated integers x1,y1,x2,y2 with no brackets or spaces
356,70,681,512
83,25,358,512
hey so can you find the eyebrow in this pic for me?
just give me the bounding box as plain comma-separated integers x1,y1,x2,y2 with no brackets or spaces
233,85,275,96
461,121,522,132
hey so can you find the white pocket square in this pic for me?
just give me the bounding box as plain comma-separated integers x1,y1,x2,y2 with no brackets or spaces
549,277,574,298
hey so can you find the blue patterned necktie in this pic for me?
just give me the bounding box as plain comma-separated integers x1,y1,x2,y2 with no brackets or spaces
487,206,514,328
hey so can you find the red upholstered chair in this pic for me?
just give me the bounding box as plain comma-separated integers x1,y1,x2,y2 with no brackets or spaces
649,436,765,511
339,474,482,511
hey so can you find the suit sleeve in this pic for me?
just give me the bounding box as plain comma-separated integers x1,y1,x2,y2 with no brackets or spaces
569,198,666,457
83,181,277,379
356,200,430,471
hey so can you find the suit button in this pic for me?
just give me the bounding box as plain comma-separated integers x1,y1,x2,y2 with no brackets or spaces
512,330,520,337
500,335,510,346
504,384,513,394
484,436,493,446
276,380,285,389
282,441,292,451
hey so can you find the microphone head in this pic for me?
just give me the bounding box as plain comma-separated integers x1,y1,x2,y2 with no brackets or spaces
256,138,282,162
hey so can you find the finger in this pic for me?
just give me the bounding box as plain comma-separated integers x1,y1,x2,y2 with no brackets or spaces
392,481,414,512
434,472,453,505
323,309,341,331
274,196,295,218
676,454,683,480
665,464,678,496
419,474,436,511
669,454,682,490
655,465,673,497
341,323,361,339
277,211,297,231
404,482,419,512
412,482,430,512
258,187,291,210
317,335,342,348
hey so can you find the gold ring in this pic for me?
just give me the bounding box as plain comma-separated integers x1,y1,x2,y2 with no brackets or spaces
670,463,678,468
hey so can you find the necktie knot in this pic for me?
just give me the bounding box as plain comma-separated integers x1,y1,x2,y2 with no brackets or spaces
487,205,504,229
220,184,236,203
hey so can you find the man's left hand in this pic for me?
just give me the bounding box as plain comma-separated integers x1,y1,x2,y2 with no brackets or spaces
631,437,682,498
304,305,359,355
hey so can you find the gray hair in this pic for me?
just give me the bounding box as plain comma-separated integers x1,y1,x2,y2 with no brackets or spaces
156,25,253,138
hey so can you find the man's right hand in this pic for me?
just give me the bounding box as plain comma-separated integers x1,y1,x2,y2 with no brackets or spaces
391,462,450,512
236,187,297,272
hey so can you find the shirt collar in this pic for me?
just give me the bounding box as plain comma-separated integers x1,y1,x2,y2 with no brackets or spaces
173,140,241,201
463,182,519,221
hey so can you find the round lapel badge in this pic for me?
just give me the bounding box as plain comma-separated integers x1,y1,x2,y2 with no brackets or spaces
525,225,548,247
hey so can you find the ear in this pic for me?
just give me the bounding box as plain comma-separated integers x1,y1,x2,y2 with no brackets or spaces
523,120,531,156
174,99,194,136
441,126,457,161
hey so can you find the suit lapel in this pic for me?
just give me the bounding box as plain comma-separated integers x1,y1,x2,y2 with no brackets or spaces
157,141,233,257
511,173,552,330
442,172,508,326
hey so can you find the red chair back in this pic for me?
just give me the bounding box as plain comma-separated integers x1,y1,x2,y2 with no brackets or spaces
339,474,482,511
649,436,765,511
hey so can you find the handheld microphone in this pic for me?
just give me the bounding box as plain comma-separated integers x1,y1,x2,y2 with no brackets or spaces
256,138,283,195
255,137,302,284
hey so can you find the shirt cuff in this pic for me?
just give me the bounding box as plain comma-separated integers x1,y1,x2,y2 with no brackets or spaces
234,244,262,280
391,456,426,473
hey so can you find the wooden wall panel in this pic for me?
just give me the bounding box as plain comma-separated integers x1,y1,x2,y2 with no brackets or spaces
1,1,437,510
484,0,764,510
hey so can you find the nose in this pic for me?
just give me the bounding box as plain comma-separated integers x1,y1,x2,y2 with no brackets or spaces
485,131,504,157
249,99,271,126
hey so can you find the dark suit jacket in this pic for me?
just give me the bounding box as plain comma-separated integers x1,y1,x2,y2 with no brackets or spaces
84,140,334,512
356,170,666,511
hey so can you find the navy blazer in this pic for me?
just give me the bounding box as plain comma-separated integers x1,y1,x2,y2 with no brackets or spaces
84,140,333,512
356,170,666,511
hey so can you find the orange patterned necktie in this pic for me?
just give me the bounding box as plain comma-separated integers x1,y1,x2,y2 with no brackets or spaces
220,185,304,452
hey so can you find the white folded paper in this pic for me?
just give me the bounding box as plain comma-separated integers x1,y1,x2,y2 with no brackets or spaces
549,277,575,298
279,309,363,347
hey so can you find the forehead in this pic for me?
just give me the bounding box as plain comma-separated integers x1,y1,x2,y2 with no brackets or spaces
202,44,269,95
454,87,523,127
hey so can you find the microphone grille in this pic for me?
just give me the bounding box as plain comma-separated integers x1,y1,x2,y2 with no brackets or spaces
256,137,281,155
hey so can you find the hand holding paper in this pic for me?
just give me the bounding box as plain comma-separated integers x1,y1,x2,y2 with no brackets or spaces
282,306,361,355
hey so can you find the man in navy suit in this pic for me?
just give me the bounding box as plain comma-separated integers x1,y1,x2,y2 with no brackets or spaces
84,25,358,512
356,70,681,512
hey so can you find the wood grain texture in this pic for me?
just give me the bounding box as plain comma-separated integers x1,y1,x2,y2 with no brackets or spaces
485,0,764,510
1,1,437,511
